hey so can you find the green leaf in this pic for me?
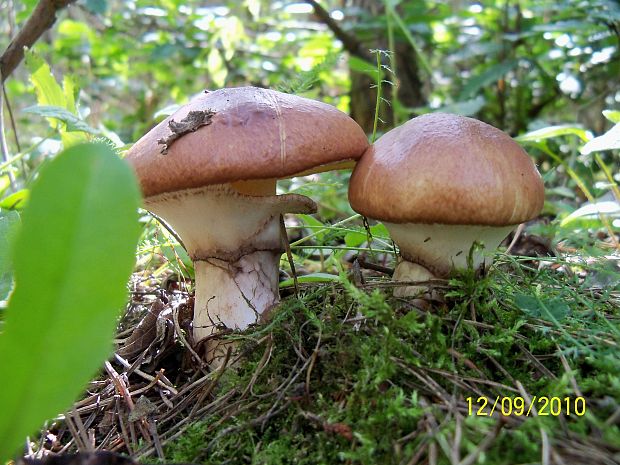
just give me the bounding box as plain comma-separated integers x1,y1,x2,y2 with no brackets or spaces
516,124,589,143
23,105,99,135
458,59,518,100
580,123,620,155
560,200,620,227
0,210,20,301
344,223,390,248
0,143,141,460
348,55,381,79
279,272,340,288
602,110,620,124
24,49,66,112
514,294,569,322
298,214,327,242
0,189,29,210
63,75,78,114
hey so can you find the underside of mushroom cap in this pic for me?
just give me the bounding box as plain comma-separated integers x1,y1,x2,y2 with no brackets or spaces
386,222,514,276
126,87,369,198
144,184,316,261
349,113,545,226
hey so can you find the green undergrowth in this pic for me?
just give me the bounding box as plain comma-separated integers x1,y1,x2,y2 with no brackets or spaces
158,258,619,465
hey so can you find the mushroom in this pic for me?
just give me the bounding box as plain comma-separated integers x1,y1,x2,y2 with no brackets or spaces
348,113,544,296
126,87,368,354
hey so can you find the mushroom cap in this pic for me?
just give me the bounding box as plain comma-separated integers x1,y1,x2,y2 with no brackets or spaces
126,87,369,197
348,113,545,226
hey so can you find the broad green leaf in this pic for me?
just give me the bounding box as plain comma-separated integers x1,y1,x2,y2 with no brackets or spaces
0,143,141,461
344,223,390,247
0,189,29,210
515,294,569,322
580,123,620,155
459,59,518,100
516,124,589,143
602,110,620,124
24,49,66,115
0,210,20,301
23,105,99,135
348,55,381,79
560,200,620,227
63,75,77,114
280,272,340,288
298,214,327,242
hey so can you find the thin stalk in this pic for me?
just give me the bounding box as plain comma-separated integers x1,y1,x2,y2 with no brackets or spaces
371,50,383,143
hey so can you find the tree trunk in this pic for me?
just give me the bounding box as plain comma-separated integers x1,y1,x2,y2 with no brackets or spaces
347,0,426,133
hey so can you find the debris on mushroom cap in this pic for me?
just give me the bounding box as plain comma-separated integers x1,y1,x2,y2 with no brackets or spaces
157,110,216,154
126,86,370,198
348,113,545,226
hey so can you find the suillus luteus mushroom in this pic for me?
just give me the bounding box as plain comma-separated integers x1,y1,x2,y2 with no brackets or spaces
126,86,369,358
348,113,545,296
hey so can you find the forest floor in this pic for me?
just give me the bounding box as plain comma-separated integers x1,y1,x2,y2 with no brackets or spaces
34,227,619,465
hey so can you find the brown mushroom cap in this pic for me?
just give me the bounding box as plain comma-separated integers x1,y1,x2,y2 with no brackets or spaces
348,113,545,226
126,87,369,197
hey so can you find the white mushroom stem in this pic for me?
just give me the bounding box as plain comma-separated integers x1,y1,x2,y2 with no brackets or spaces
144,182,316,348
384,222,515,297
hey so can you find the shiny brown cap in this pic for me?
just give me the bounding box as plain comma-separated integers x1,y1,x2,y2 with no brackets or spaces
126,87,369,197
348,113,545,226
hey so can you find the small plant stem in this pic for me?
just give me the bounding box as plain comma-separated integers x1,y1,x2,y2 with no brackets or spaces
371,50,383,143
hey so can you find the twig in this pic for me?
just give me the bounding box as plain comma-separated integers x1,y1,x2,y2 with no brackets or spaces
505,223,525,255
357,256,394,276
114,353,179,395
0,0,77,82
281,215,299,297
71,405,94,451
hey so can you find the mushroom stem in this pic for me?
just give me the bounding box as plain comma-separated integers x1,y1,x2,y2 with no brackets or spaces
385,222,515,297
193,251,280,345
144,184,316,356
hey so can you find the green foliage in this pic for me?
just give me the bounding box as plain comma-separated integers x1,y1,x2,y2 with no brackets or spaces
0,143,141,461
